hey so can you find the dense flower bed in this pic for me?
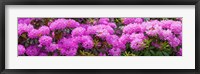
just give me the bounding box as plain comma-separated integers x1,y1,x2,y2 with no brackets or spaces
18,18,182,56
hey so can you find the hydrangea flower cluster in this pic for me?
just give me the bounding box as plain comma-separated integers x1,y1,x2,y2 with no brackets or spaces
18,18,182,56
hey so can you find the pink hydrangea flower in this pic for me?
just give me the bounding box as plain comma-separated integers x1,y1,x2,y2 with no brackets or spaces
170,21,182,34
168,37,180,48
39,36,52,46
65,19,80,28
26,45,40,56
129,33,145,41
134,18,144,24
18,44,26,56
123,23,145,34
46,43,58,52
119,34,130,44
145,21,162,36
49,19,67,30
108,48,121,56
107,23,117,28
38,26,50,35
28,29,40,38
98,18,109,24
158,29,173,40
18,24,34,35
122,18,135,25
82,39,94,49
71,27,86,37
130,38,144,51
177,48,182,56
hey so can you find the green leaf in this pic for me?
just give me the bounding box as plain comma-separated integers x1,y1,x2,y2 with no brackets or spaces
162,51,169,56
126,44,130,49
150,50,155,55
21,33,27,39
156,51,163,56
149,46,155,50
24,43,29,47
163,48,173,55
144,50,151,56
123,51,135,56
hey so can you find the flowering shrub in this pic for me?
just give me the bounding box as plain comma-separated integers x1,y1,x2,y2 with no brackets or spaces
18,18,182,56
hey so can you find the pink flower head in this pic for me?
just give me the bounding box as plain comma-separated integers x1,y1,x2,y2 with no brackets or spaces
107,23,117,28
82,39,94,49
18,18,33,24
119,34,130,44
160,20,174,29
26,45,40,56
123,23,145,34
18,24,27,35
106,35,119,44
122,18,135,25
170,21,182,34
134,18,144,24
95,25,114,34
86,26,97,35
108,48,121,56
98,18,109,24
177,48,182,56
168,37,180,48
39,52,48,56
18,44,26,56
59,38,78,50
129,33,145,41
38,26,50,35
28,29,40,38
145,21,162,36
18,24,34,35
130,38,144,51
46,43,58,52
158,29,173,40
49,19,67,31
65,19,80,28
71,27,86,37
39,36,52,46
96,29,110,39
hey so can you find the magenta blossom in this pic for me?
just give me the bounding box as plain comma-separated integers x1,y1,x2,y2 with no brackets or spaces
122,18,135,25
18,18,33,24
98,18,109,24
109,48,121,56
65,19,80,28
60,48,77,56
129,33,145,41
82,39,94,49
130,38,145,51
49,19,67,30
39,52,48,56
28,29,40,38
134,18,144,24
170,21,182,34
26,45,40,56
177,48,182,56
46,43,58,52
18,44,26,56
168,37,180,48
158,29,173,40
38,26,50,35
123,23,145,34
18,24,34,35
119,34,130,44
107,23,117,28
71,27,86,37
39,36,52,46
145,21,162,36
